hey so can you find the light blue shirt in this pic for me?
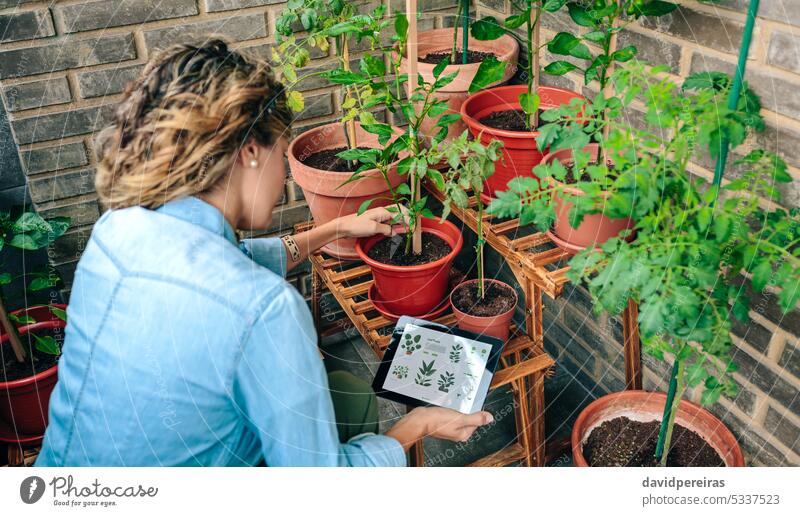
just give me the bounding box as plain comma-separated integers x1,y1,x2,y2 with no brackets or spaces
36,196,405,466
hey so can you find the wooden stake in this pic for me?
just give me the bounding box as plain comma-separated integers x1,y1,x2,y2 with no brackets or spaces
406,0,422,255
601,1,621,157
0,295,26,363
531,4,540,129
341,38,359,152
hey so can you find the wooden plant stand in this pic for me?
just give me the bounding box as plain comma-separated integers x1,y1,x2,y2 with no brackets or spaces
299,223,555,466
425,183,643,391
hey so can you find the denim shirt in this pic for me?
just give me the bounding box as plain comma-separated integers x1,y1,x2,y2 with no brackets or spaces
36,196,405,466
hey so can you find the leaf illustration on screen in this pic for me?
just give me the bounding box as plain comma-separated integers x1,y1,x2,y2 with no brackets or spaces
449,343,462,363
392,365,409,379
414,360,437,386
438,371,455,392
401,333,422,355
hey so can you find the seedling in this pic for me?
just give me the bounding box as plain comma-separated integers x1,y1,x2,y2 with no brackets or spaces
438,371,456,392
414,360,437,386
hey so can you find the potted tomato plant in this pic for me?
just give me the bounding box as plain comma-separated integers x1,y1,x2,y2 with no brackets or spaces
332,13,466,316
402,0,519,142
440,134,517,341
274,2,405,259
0,210,70,439
557,64,798,466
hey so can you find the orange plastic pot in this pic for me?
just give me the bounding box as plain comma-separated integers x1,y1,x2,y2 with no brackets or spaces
572,390,745,467
288,122,405,260
542,143,634,254
356,217,463,316
401,29,519,142
461,85,584,202
450,279,517,342
0,304,66,436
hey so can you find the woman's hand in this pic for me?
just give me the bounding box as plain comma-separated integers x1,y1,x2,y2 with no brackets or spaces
385,406,494,451
334,207,407,239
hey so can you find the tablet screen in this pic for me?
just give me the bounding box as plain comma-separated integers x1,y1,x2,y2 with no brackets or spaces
379,323,495,414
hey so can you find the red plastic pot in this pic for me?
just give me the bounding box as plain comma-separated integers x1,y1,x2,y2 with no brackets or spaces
461,85,584,202
572,390,745,467
402,28,519,142
542,144,634,254
288,122,405,260
450,279,517,342
356,217,463,316
0,304,66,437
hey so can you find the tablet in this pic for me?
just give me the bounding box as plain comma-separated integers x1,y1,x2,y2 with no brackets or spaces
372,316,505,414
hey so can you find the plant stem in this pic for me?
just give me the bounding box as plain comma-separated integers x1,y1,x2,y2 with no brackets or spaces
476,197,485,298
451,1,461,62
461,0,469,64
654,357,685,465
341,36,359,160
0,293,26,363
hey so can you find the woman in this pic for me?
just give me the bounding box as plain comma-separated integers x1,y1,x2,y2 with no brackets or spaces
36,40,492,466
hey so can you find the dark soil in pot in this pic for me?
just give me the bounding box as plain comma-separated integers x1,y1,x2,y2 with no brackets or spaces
479,109,546,132
367,233,452,266
1,329,62,382
452,281,516,317
299,146,374,172
420,49,496,64
583,416,725,467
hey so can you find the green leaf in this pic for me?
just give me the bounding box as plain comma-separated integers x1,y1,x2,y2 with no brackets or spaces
432,55,449,78
519,92,540,116
471,17,505,41
357,199,374,216
504,13,528,30
32,333,60,355
633,1,678,17
544,61,578,76
612,45,637,62
12,212,49,233
287,90,304,112
542,0,568,12
437,113,462,127
50,305,67,322
395,12,408,40
427,168,445,191
0,272,10,285
751,260,772,292
28,276,53,292
468,56,506,93
567,2,595,27
583,30,606,44
8,233,36,250
548,32,581,56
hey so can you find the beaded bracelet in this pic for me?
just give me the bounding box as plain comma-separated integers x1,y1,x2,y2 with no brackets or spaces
281,235,301,263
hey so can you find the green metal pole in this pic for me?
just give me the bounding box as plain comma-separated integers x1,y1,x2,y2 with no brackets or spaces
461,0,469,64
712,0,760,187
654,0,760,464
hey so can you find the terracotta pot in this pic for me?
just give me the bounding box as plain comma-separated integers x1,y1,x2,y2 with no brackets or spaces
401,29,519,142
288,122,405,260
356,217,463,316
450,279,517,342
572,390,745,467
0,304,66,436
461,85,584,202
542,143,633,254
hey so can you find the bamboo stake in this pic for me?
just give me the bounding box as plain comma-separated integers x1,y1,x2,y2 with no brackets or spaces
0,295,26,363
407,0,422,255
600,2,621,164
531,3,540,129
461,0,469,64
341,37,359,153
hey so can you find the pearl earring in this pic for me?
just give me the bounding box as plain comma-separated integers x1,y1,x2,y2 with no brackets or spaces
249,159,258,168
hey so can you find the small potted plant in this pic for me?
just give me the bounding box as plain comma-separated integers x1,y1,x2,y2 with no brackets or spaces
274,2,405,259
463,0,677,202
556,65,798,466
335,13,465,317
402,0,519,141
441,133,518,341
461,0,584,202
0,210,70,439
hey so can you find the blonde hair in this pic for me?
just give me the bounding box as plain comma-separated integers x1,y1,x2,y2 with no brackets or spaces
95,39,292,210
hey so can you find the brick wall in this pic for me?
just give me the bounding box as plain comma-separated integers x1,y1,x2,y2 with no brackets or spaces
475,0,800,465
1,1,798,465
